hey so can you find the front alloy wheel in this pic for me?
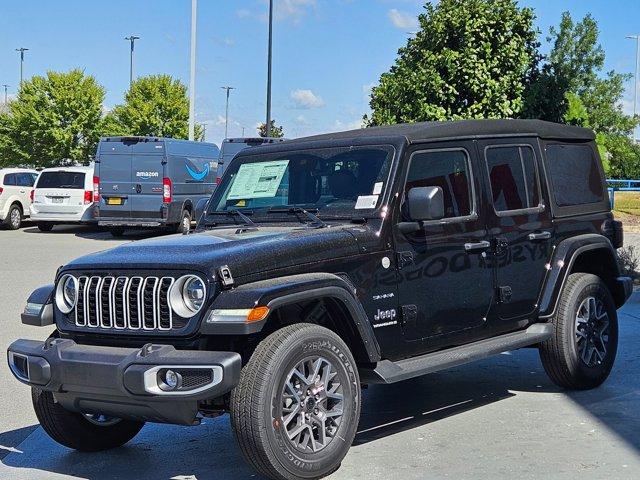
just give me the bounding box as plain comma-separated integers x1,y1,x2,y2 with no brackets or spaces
280,356,344,453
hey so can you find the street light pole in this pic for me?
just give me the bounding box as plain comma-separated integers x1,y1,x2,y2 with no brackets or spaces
627,35,640,141
265,0,274,137
188,0,198,141
15,48,28,86
2,84,8,104
124,36,140,87
221,86,235,139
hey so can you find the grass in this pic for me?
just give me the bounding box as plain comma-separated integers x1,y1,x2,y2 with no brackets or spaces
613,191,640,228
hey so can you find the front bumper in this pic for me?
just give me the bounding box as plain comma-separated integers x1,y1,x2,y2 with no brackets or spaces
7,339,241,425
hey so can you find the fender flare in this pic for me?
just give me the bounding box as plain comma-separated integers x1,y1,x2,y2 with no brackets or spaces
538,234,624,318
200,273,381,362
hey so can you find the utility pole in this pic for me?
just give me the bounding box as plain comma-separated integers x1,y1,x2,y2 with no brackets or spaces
265,0,274,137
221,86,235,139
627,35,640,141
242,126,246,137
2,84,8,104
15,48,28,86
124,36,140,87
188,0,198,141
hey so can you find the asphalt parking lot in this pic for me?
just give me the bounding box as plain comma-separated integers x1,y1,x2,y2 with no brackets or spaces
0,225,639,480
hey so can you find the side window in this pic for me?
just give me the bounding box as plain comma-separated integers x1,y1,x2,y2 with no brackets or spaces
4,173,17,186
16,173,34,186
485,146,540,213
406,149,473,219
546,144,603,206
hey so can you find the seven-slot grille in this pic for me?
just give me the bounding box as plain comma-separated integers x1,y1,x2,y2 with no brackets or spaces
73,276,176,331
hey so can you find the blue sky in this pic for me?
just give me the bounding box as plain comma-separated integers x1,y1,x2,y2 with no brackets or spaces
1,0,639,146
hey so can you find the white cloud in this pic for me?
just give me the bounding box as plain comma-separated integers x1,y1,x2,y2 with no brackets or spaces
295,115,311,125
331,119,364,132
388,9,419,30
291,89,325,109
236,8,251,19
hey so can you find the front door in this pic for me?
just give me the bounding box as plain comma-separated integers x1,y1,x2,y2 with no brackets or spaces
393,142,493,346
477,139,553,329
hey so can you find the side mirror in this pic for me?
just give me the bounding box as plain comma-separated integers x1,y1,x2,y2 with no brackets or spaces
407,186,444,221
398,186,444,234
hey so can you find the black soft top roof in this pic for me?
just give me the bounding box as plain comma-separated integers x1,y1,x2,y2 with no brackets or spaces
294,119,595,144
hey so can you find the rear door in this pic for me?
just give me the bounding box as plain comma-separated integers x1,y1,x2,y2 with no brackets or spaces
129,141,165,220
98,141,133,219
477,138,553,329
34,170,86,215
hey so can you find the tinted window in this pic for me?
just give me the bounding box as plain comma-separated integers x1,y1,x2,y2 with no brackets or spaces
486,146,540,212
3,173,16,186
16,173,35,187
546,144,603,206
36,171,86,189
406,150,473,219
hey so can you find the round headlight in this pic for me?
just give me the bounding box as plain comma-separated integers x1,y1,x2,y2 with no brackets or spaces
56,274,78,314
169,275,207,318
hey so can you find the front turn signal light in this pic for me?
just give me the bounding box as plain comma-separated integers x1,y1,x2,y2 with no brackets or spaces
247,306,270,323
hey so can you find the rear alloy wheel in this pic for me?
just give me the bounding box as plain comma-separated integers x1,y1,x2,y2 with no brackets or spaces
176,210,192,234
5,205,22,230
539,273,618,390
231,324,360,480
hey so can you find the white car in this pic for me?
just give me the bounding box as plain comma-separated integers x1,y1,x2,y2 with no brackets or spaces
30,166,98,232
0,168,39,230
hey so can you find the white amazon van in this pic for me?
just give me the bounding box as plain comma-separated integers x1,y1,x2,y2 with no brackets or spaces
0,168,39,229
30,166,97,231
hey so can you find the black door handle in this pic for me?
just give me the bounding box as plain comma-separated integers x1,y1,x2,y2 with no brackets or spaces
464,240,491,252
135,184,142,194
528,231,551,241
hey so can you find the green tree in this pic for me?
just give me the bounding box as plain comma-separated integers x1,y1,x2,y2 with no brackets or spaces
366,0,540,125
104,75,202,140
258,120,284,138
0,70,105,168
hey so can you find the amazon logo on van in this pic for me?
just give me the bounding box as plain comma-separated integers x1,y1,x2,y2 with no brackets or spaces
185,160,210,182
136,171,160,180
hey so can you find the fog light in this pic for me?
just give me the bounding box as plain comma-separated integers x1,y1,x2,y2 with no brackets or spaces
164,370,182,390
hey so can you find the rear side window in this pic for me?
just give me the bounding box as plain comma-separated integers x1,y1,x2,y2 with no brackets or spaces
3,173,17,186
36,171,86,189
485,146,540,213
546,144,603,206
406,149,473,219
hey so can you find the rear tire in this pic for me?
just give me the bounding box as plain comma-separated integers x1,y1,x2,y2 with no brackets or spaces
31,388,144,452
110,227,126,237
37,222,54,232
4,204,22,230
230,324,361,480
539,273,618,390
175,210,191,234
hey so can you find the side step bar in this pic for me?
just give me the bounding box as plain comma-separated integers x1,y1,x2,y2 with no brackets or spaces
360,323,553,384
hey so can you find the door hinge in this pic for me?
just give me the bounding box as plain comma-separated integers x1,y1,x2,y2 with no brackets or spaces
396,251,414,270
498,286,513,303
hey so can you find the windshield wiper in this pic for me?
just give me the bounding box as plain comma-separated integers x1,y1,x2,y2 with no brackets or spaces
204,209,257,230
267,207,328,229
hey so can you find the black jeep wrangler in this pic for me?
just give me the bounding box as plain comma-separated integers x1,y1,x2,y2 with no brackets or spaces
8,120,632,480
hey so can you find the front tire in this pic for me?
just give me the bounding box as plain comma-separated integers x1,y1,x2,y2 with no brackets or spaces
539,273,618,390
230,324,361,480
32,388,144,451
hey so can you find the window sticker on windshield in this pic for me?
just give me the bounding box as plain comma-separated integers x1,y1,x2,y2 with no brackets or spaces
373,182,383,195
227,160,289,200
355,195,379,209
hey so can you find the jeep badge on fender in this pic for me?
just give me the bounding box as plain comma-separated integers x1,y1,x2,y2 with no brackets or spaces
8,120,631,480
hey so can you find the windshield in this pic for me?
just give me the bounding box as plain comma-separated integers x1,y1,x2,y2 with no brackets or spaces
208,145,394,218
36,171,86,189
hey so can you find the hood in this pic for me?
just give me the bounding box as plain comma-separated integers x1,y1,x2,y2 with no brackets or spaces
64,224,364,279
